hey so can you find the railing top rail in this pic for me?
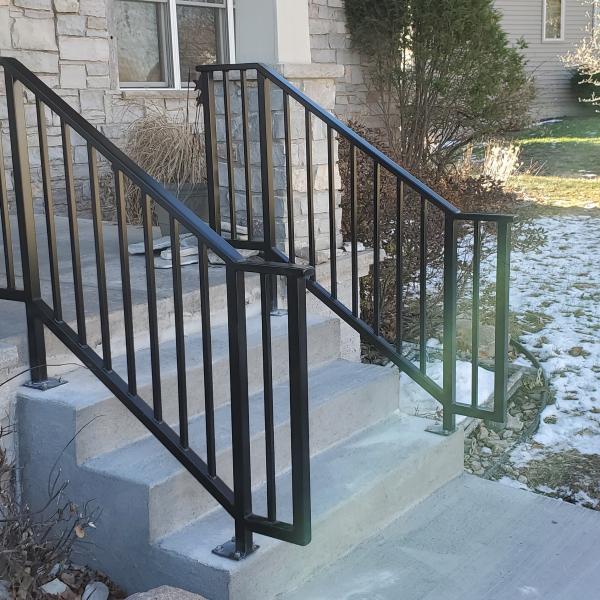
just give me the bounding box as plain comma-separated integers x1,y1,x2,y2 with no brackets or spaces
196,62,515,224
0,57,316,271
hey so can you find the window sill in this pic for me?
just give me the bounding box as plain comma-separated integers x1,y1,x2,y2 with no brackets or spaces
119,89,196,99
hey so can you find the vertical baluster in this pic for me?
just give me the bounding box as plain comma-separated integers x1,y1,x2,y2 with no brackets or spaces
170,217,188,448
142,194,162,420
350,145,358,316
372,162,381,336
442,213,457,433
283,92,295,262
61,120,86,344
395,179,404,353
260,273,276,521
327,126,337,299
223,71,236,240
257,73,275,253
305,110,315,269
88,145,111,369
0,128,15,290
114,169,136,395
36,98,62,320
4,72,47,382
198,242,216,475
200,71,221,233
287,273,311,545
226,266,254,556
240,70,253,239
494,221,511,424
419,197,427,374
471,220,481,408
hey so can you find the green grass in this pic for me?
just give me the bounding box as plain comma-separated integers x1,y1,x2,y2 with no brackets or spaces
507,117,600,208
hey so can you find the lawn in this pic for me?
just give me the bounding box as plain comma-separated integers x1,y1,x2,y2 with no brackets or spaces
507,116,600,208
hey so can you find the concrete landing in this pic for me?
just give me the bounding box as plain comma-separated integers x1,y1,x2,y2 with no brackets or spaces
286,475,600,600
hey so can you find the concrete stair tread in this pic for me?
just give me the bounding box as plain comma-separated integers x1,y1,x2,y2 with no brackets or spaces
83,359,396,486
22,311,336,412
158,414,455,565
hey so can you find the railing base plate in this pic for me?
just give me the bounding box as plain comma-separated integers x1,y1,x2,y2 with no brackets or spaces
23,377,67,391
426,423,455,436
270,308,287,317
212,537,259,561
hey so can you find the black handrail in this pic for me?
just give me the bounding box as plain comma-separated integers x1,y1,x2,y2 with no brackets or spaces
0,57,314,560
196,62,513,434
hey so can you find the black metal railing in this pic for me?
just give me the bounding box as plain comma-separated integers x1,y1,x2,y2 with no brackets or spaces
0,57,512,560
0,58,312,559
195,63,513,432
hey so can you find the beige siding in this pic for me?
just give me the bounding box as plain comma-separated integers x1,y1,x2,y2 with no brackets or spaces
495,0,593,118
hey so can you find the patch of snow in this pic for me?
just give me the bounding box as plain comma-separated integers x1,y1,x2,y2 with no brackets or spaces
400,360,495,419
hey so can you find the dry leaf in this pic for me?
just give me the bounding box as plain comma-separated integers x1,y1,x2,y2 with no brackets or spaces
74,525,86,539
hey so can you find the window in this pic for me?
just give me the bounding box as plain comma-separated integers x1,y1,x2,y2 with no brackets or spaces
114,0,235,88
543,0,565,41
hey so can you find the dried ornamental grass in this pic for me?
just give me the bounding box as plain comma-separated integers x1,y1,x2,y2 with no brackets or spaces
123,107,207,224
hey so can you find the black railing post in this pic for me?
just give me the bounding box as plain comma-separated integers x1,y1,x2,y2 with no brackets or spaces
221,266,256,559
493,221,511,424
257,72,279,310
287,273,311,545
441,213,457,433
4,71,48,384
200,70,221,234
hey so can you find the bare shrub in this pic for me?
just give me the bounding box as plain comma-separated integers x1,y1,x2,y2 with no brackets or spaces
338,122,533,353
0,423,100,598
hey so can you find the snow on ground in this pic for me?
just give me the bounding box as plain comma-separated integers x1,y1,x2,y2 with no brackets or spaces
400,361,495,420
508,212,600,460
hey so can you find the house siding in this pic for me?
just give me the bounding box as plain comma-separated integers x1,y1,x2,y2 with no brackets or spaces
495,0,592,118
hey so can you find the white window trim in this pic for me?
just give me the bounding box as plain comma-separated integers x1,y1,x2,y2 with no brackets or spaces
542,0,566,42
119,0,236,91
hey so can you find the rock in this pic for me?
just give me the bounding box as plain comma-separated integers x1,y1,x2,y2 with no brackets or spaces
0,580,11,600
518,475,528,485
480,447,492,455
471,461,482,471
478,426,489,440
126,586,206,600
507,414,523,432
543,415,558,425
502,430,513,439
83,581,110,600
41,578,68,596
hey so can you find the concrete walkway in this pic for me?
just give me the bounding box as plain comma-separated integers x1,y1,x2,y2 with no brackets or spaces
286,475,600,600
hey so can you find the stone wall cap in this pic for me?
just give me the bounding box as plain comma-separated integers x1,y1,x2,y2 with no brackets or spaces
277,63,345,80
126,586,206,600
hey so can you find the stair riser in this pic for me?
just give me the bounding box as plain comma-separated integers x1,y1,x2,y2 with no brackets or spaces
6,276,265,371
145,370,399,540
72,317,340,462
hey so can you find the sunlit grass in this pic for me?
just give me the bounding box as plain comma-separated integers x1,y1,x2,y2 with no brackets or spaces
506,117,600,207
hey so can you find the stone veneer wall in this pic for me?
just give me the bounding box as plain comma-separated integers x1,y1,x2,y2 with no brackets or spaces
0,0,203,215
0,0,344,259
213,64,342,260
308,0,380,128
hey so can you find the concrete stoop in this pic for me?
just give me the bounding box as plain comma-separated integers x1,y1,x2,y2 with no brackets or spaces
16,303,463,599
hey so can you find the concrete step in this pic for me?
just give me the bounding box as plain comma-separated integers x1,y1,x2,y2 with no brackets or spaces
83,359,399,541
285,474,600,600
17,313,341,463
142,415,463,600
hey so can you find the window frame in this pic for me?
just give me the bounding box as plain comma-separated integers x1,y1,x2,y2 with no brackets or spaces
542,0,566,43
117,0,236,90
